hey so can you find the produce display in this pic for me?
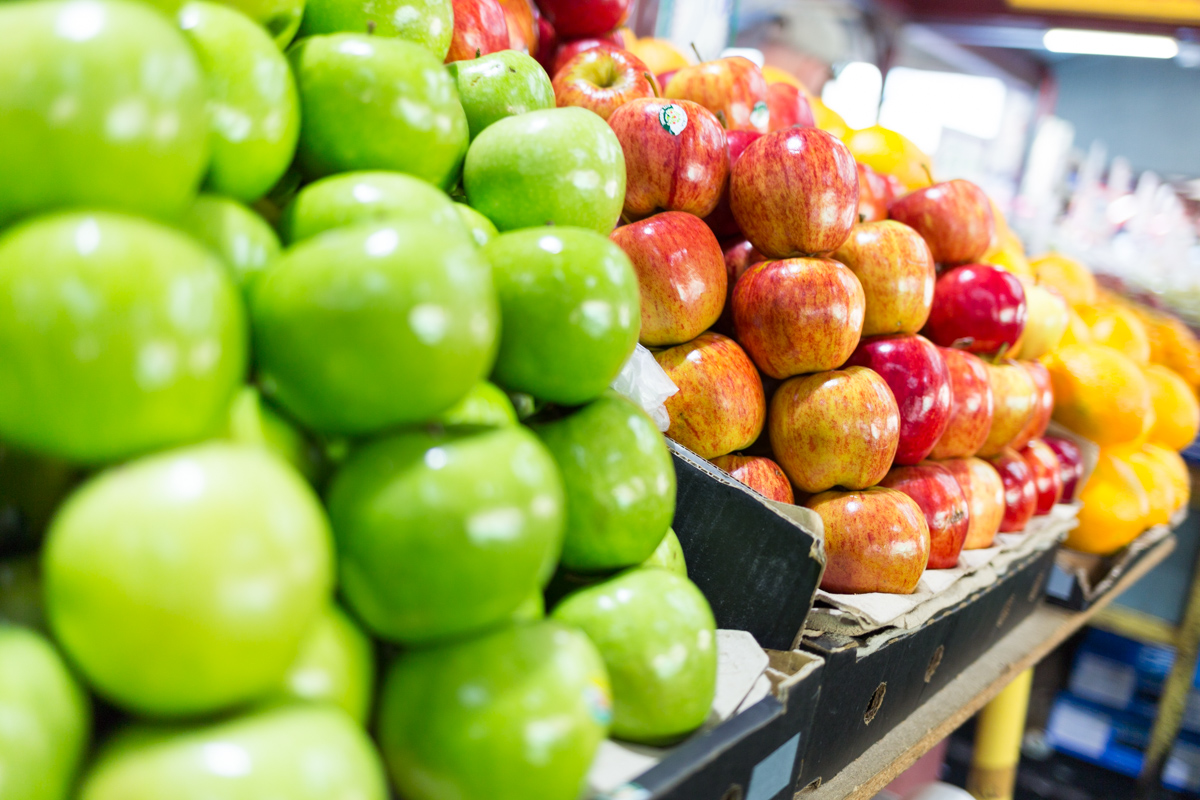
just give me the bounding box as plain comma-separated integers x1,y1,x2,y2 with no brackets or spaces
0,0,1196,797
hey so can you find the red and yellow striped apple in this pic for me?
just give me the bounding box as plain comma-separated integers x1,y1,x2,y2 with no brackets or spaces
806,487,930,594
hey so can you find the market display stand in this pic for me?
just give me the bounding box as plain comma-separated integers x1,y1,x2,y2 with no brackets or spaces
800,535,1178,800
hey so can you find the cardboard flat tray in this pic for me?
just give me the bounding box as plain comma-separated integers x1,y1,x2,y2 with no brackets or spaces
1046,516,1182,611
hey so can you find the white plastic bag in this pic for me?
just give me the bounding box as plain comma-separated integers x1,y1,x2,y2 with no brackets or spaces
609,344,678,432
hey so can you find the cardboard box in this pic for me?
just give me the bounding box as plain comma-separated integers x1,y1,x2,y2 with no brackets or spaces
1046,523,1175,611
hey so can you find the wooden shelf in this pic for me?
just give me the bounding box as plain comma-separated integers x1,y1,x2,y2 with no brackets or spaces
803,535,1179,800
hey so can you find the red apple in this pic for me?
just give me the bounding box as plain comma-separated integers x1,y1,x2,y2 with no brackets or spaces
880,463,969,569
732,257,865,379
806,487,930,594
923,264,1027,357
610,211,726,346
977,360,1037,458
888,179,995,265
1011,360,1053,451
654,332,765,459
729,128,859,258
714,237,766,334
608,98,730,220
664,57,770,133
832,220,934,337
987,447,1037,532
445,0,511,63
553,48,659,121
1044,436,1085,503
928,347,993,460
550,37,618,76
533,14,556,68
766,82,814,130
702,129,762,239
1019,438,1063,515
857,162,892,223
710,454,794,503
941,457,1005,549
535,0,629,39
498,0,540,53
769,366,900,493
844,334,951,465
657,68,679,88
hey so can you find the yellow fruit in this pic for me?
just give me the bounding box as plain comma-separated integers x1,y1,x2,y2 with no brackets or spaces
1067,449,1150,555
626,38,690,74
1031,252,1097,307
1077,304,1151,363
1141,310,1200,388
809,98,848,140
1111,444,1174,527
1014,282,1068,360
1057,306,1092,348
1141,442,1190,511
761,65,807,93
983,232,1034,279
1045,344,1154,446
1144,364,1200,450
843,125,933,191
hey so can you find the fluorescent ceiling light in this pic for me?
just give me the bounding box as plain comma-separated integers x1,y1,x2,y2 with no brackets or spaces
1043,28,1179,58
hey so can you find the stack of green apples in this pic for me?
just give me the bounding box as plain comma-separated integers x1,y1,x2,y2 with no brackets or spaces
0,0,719,798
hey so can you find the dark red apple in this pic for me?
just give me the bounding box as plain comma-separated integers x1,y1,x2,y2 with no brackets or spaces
445,0,511,62
1019,438,1063,515
664,57,770,133
715,237,766,334
1044,436,1085,503
533,14,556,68
610,211,726,347
553,48,659,121
710,454,794,503
608,97,730,220
550,37,618,76
730,127,859,258
923,264,1027,357
844,334,951,465
987,447,1037,532
702,129,762,238
1011,360,1053,451
880,463,969,569
766,82,814,130
857,162,891,223
535,0,629,39
928,347,993,460
657,68,679,88
888,179,995,265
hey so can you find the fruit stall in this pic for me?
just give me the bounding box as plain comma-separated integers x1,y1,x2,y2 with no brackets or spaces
4,0,1200,799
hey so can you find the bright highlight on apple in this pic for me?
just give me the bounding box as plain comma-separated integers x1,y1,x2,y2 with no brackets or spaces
1043,28,1179,59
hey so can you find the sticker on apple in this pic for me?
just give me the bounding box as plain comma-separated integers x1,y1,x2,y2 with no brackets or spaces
750,100,769,130
658,104,688,136
584,676,613,725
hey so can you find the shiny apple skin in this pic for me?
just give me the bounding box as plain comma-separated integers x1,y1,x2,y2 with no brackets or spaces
857,162,891,223
940,457,1005,549
833,220,934,337
499,0,539,53
664,57,769,133
769,366,900,493
550,37,617,75
732,257,865,379
610,211,726,346
730,128,859,258
880,463,969,569
609,97,730,220
987,447,1037,532
552,48,659,121
887,179,994,265
710,454,794,503
928,347,994,459
535,0,629,39
654,332,765,459
806,487,930,594
977,360,1037,458
445,0,510,62
1044,436,1085,503
845,334,950,465
923,264,1027,357
1019,438,1063,516
767,82,814,130
703,129,762,238
715,237,766,334
1011,360,1053,451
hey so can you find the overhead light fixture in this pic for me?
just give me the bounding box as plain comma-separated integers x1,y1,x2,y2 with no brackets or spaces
1043,28,1179,58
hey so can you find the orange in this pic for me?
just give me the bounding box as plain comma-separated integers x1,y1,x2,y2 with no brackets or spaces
982,230,1033,279
1044,343,1153,446
1144,364,1200,450
843,125,933,190
1077,304,1151,363
1068,449,1150,555
809,98,848,140
1141,442,1190,511
626,38,690,75
1111,444,1174,527
1057,305,1092,348
1140,310,1200,388
1030,253,1097,307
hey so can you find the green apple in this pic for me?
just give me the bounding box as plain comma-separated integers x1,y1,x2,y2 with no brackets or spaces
446,50,555,140
533,392,676,571
178,2,299,202
643,528,687,577
43,442,333,717
298,0,452,59
223,386,325,484
0,446,78,554
455,203,500,247
0,0,209,227
552,568,716,744
512,590,545,622
0,211,246,464
327,425,564,644
251,217,498,434
464,107,626,233
0,627,91,800
281,170,461,244
289,34,468,189
483,227,639,405
434,380,518,428
264,603,374,724
179,194,281,293
141,0,305,48
0,555,45,631
377,620,611,800
79,705,388,800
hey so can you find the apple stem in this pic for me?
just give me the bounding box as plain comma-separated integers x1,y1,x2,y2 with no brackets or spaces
366,20,375,34
921,162,934,184
645,72,660,97
690,42,703,63
475,48,481,58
